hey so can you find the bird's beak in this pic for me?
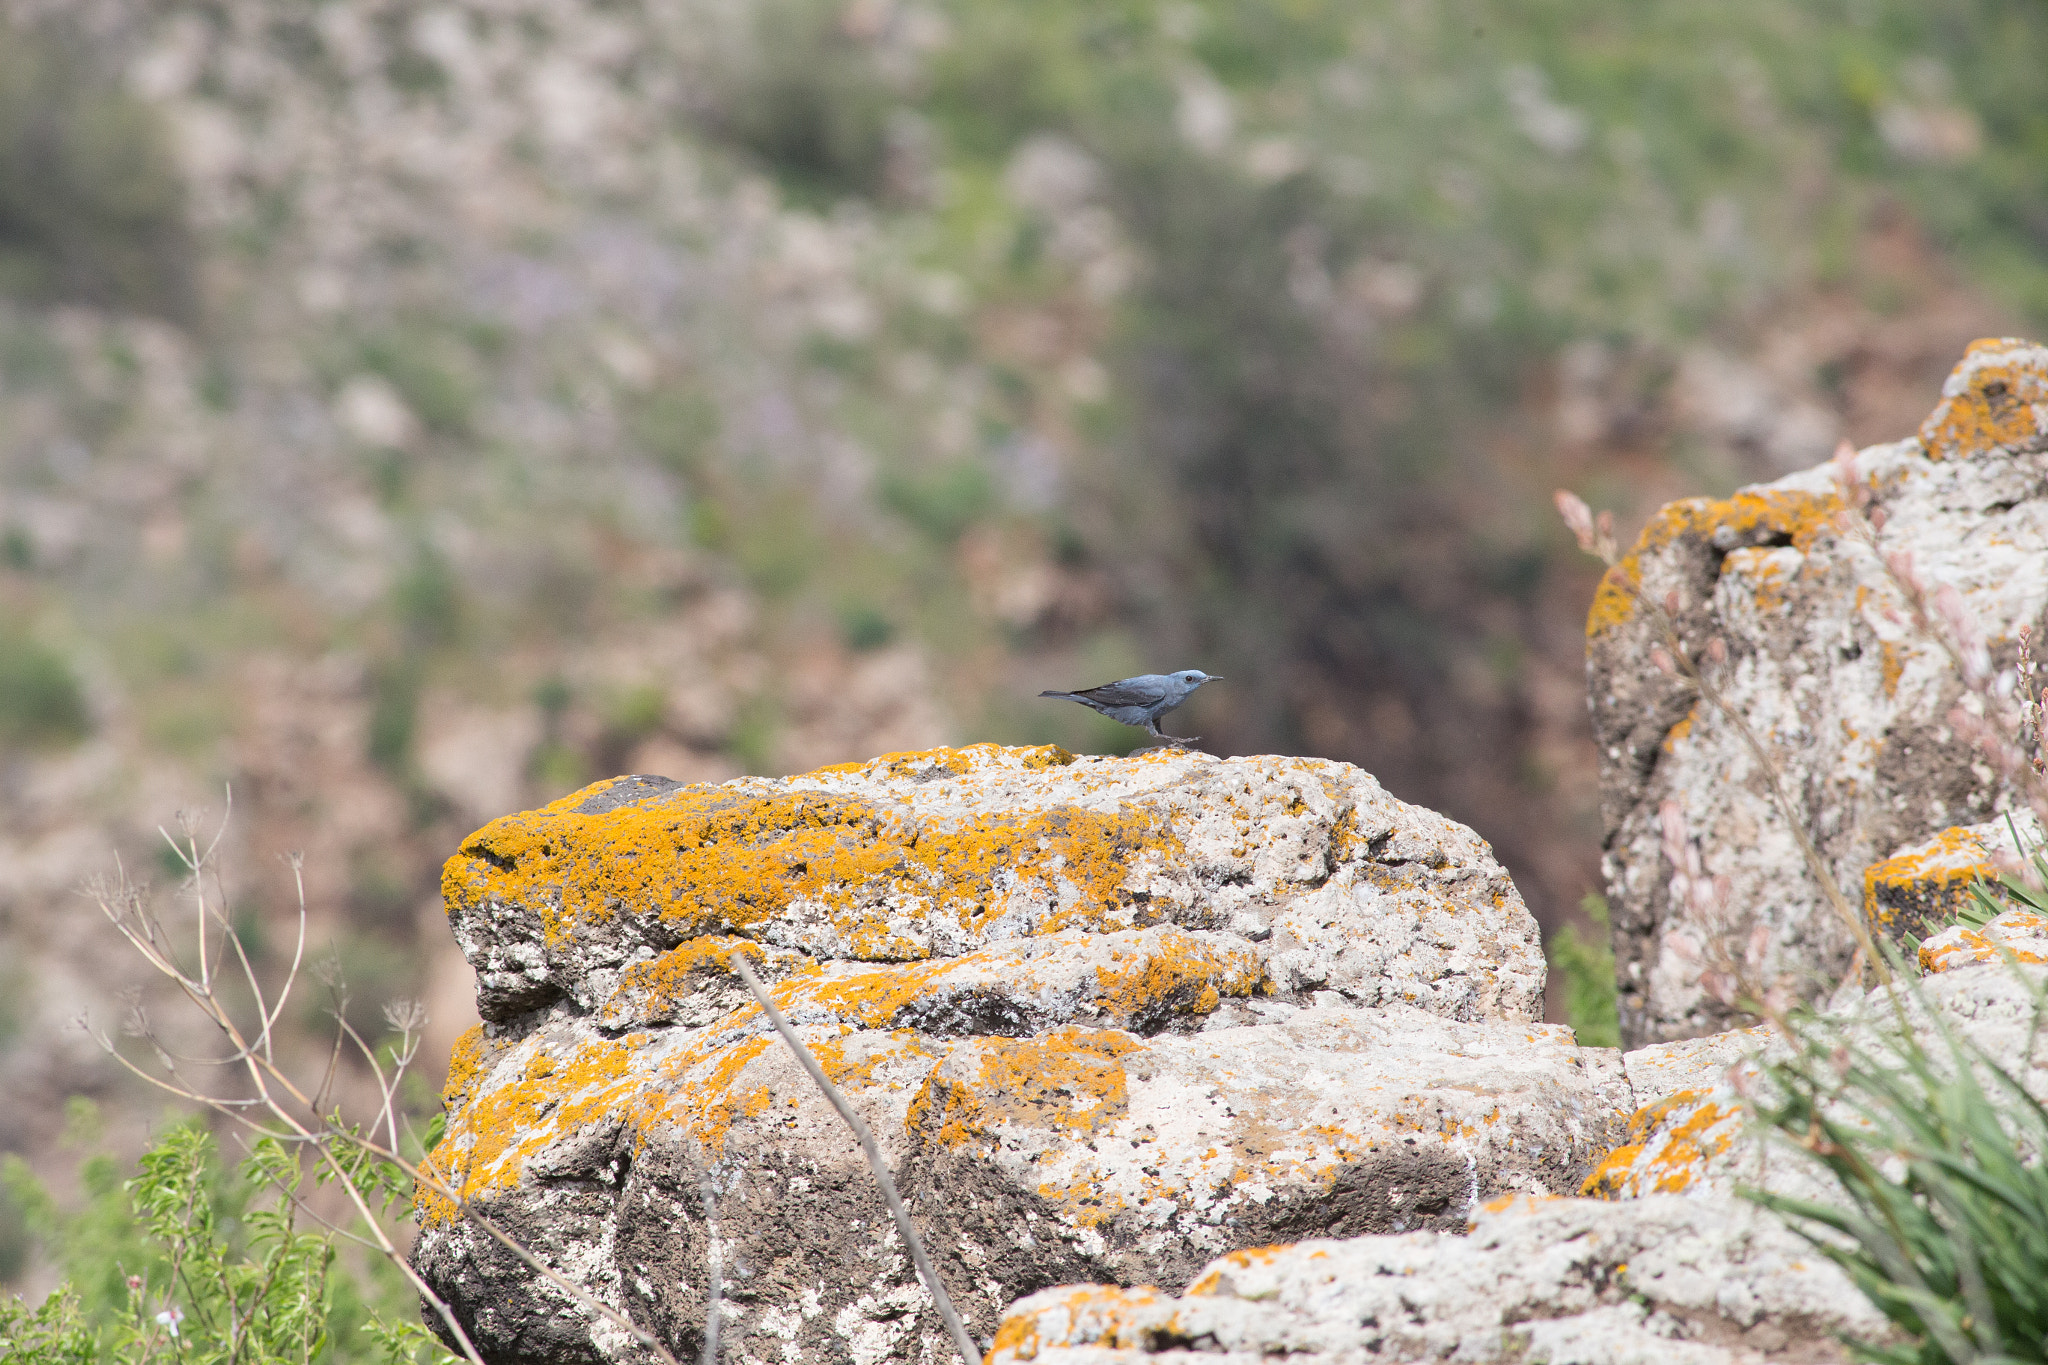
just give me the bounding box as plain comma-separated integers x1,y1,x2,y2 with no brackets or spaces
1204,675,1222,684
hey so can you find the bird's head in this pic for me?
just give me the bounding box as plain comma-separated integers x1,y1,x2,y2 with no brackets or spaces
1173,670,1220,691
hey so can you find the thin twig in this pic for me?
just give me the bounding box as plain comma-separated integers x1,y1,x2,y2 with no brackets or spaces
728,953,983,1365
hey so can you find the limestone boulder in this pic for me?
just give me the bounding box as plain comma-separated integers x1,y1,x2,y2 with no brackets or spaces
412,745,1616,1365
1588,337,2048,1047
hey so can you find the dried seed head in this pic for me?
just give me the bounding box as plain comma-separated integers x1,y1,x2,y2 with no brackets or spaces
1869,506,1887,532
1554,489,1597,553
383,998,429,1036
1663,589,1682,615
1707,637,1728,664
1651,647,1676,676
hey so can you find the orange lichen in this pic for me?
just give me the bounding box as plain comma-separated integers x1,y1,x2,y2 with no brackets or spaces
1880,640,1906,697
1586,487,1842,638
443,750,1182,955
442,1025,489,1111
750,928,1265,1033
600,937,781,1024
1642,1098,1736,1193
1662,703,1698,753
420,1036,645,1226
812,742,1077,780
1919,340,2048,462
909,1028,1142,1155
1581,1088,1716,1198
1725,545,1798,615
1184,1245,1296,1297
1920,908,2048,973
1089,932,1268,1021
1862,825,1996,935
990,1285,1165,1361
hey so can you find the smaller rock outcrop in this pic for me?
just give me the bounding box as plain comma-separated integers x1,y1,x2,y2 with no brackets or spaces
1588,337,2048,1048
988,1196,1885,1365
1862,809,2044,950
999,959,2048,1365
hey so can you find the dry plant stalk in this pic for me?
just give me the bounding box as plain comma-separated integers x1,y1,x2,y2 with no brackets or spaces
85,797,686,1365
1554,490,1888,990
1658,798,1796,1017
726,953,984,1365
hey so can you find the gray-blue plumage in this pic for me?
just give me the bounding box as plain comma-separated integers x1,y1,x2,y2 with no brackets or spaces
1038,670,1220,746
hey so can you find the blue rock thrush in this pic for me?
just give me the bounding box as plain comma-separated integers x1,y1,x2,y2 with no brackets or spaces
1038,670,1220,747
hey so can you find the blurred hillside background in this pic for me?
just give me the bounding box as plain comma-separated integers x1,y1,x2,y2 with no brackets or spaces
1,0,2045,1291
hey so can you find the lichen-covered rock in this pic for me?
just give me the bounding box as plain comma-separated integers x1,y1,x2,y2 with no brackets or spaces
1863,809,2045,949
986,1195,1889,1365
1588,338,2048,1047
413,745,1606,1365
994,961,2048,1365
1580,961,2048,1205
1920,906,2048,972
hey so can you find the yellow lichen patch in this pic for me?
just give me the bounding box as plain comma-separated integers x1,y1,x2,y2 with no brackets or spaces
1468,1193,1563,1227
1185,1245,1296,1297
1089,931,1269,1022
1724,544,1800,616
810,743,1077,780
806,1031,940,1092
909,1028,1142,1154
990,1285,1166,1362
1581,1088,1707,1198
659,1033,777,1149
1920,908,2048,973
420,1036,645,1226
444,764,1179,953
1580,1088,1738,1199
1862,825,1996,937
1880,640,1906,697
1919,339,2048,461
1643,1099,1736,1193
1586,487,1842,638
599,937,783,1025
1662,703,1698,754
442,1025,489,1111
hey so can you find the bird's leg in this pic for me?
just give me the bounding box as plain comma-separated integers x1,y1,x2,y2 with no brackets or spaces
1146,721,1199,749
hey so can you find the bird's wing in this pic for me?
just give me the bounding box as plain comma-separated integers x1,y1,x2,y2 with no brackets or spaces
1072,676,1170,708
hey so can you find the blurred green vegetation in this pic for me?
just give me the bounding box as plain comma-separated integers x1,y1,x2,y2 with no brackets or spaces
701,0,902,207
1549,894,1620,1049
0,621,89,751
0,22,192,321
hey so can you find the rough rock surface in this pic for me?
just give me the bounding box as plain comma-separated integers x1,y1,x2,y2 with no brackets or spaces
1003,961,2048,1365
413,745,1608,1365
988,1196,1888,1365
1582,961,2048,1204
1588,337,2048,1047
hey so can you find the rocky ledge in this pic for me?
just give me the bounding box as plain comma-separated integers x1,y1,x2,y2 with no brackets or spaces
414,745,1625,1365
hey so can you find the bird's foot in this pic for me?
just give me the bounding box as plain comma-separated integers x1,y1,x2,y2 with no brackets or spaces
1155,734,1201,749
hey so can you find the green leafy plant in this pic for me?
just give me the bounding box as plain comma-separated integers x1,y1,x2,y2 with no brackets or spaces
1549,893,1620,1048
1744,981,2048,1365
4,802,695,1365
1,1121,442,1365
